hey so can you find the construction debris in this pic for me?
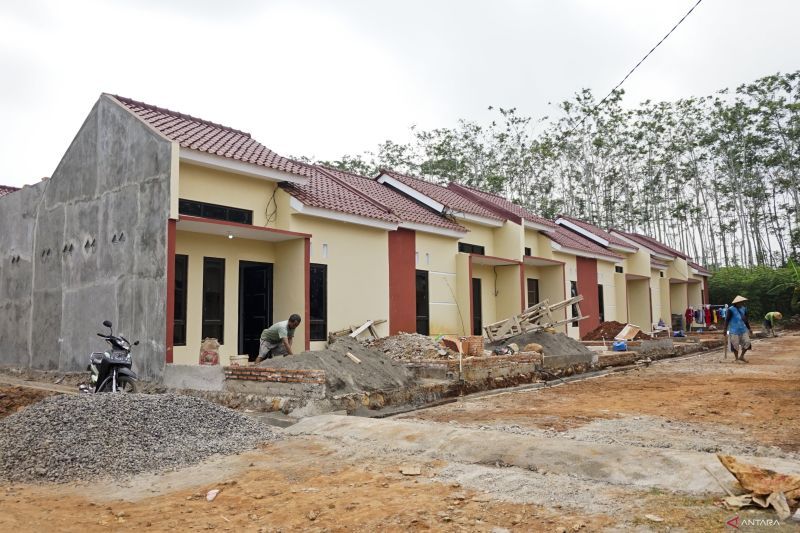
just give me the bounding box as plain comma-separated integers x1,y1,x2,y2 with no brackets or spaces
483,296,587,342
717,454,800,520
367,333,459,361
582,321,652,341
329,319,386,343
346,352,362,364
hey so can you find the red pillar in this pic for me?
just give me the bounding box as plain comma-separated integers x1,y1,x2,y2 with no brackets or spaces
304,237,311,351
575,256,599,338
388,229,416,334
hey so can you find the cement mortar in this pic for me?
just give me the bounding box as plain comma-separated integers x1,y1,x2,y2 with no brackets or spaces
488,331,592,362
258,337,416,396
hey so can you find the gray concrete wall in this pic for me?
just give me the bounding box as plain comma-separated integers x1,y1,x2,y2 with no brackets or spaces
0,95,171,379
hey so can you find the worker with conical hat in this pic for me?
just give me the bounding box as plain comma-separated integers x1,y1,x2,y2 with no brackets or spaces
763,311,783,338
724,295,752,362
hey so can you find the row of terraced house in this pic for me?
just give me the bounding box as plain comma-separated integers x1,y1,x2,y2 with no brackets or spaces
0,94,711,378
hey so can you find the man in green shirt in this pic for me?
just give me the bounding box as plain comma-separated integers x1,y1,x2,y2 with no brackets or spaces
255,314,302,362
763,311,783,337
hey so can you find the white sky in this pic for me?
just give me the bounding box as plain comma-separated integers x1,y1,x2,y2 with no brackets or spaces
1,0,798,187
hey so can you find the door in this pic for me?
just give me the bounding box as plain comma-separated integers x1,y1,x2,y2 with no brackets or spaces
415,270,430,335
238,261,273,360
472,278,482,336
527,278,540,308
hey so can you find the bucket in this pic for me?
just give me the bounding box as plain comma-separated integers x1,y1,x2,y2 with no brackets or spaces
229,355,250,367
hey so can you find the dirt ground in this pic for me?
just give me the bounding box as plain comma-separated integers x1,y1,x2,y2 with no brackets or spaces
1,335,799,531
408,334,800,453
0,386,54,418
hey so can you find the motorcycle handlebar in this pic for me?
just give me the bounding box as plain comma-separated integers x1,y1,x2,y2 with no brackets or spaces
97,333,108,338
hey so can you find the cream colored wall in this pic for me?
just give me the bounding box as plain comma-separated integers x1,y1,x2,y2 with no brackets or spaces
687,281,703,308
623,248,651,278
627,279,651,328
523,230,546,258
458,221,495,257
290,216,390,349
173,230,278,365
274,239,307,349
614,273,628,323
596,261,618,324
555,251,578,338
493,221,524,261
415,232,462,335
650,270,662,326
667,257,690,281
670,282,688,321
471,264,498,330
495,265,523,321
659,277,671,325
179,163,280,228
455,254,472,335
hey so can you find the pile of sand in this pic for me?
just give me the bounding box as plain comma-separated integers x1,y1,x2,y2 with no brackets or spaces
258,337,416,395
487,330,592,358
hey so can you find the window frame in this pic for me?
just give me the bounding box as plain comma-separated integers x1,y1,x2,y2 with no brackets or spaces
570,280,579,327
202,257,226,343
309,263,328,342
458,242,485,255
179,198,253,225
173,254,188,346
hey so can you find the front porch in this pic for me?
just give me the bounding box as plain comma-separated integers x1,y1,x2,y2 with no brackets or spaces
167,216,310,365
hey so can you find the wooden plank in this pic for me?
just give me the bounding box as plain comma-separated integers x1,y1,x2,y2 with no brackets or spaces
349,320,374,338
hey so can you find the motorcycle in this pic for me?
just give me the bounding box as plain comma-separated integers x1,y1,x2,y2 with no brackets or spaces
78,320,139,393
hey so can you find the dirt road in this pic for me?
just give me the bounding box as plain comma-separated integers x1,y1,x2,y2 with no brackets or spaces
1,335,798,531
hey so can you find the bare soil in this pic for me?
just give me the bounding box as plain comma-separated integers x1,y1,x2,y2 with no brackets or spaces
1,335,799,531
407,334,800,453
582,320,652,341
0,386,54,418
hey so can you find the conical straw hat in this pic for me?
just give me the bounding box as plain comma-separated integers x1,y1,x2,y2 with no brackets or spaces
731,295,748,304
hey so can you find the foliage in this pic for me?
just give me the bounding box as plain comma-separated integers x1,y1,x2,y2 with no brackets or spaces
708,264,799,318
317,71,800,268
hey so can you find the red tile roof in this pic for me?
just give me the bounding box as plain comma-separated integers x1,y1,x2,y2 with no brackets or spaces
448,183,556,228
379,169,504,221
0,185,19,198
281,167,400,224
688,261,711,274
320,167,466,233
542,226,623,260
108,94,312,178
558,215,636,250
614,230,689,259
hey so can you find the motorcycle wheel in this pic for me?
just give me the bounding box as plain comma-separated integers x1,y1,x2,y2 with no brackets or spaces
100,375,137,393
116,376,138,393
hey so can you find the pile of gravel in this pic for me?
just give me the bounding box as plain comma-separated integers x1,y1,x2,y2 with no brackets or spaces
367,333,458,361
0,393,277,483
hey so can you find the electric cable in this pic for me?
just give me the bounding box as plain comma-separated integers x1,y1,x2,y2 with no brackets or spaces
566,0,704,135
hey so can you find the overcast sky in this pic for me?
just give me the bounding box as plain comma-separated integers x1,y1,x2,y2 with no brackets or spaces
1,0,798,187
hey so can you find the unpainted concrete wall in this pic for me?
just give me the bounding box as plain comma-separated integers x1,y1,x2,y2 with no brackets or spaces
0,95,171,379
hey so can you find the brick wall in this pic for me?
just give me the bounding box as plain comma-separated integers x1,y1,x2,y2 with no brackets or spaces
223,366,326,384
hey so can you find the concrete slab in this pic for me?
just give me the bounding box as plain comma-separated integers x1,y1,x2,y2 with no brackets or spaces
285,414,800,495
162,364,225,391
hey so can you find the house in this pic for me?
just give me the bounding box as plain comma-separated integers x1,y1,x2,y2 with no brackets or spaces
0,94,712,379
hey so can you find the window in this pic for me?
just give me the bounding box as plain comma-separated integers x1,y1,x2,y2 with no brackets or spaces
570,281,579,327
660,271,665,278
179,199,253,225
202,257,225,343
524,247,532,257
416,270,430,335
458,242,485,255
174,255,188,346
598,284,605,322
310,264,327,341
615,266,624,273
527,278,540,308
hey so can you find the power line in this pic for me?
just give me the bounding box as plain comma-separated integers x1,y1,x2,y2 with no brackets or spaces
567,0,704,134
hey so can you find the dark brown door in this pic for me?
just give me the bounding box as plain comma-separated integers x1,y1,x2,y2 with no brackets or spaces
472,278,482,336
416,270,430,335
238,261,273,360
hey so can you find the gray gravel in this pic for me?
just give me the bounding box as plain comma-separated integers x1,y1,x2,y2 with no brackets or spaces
0,393,277,483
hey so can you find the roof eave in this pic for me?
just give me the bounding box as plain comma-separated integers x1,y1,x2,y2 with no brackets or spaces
180,148,308,185
289,196,398,230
